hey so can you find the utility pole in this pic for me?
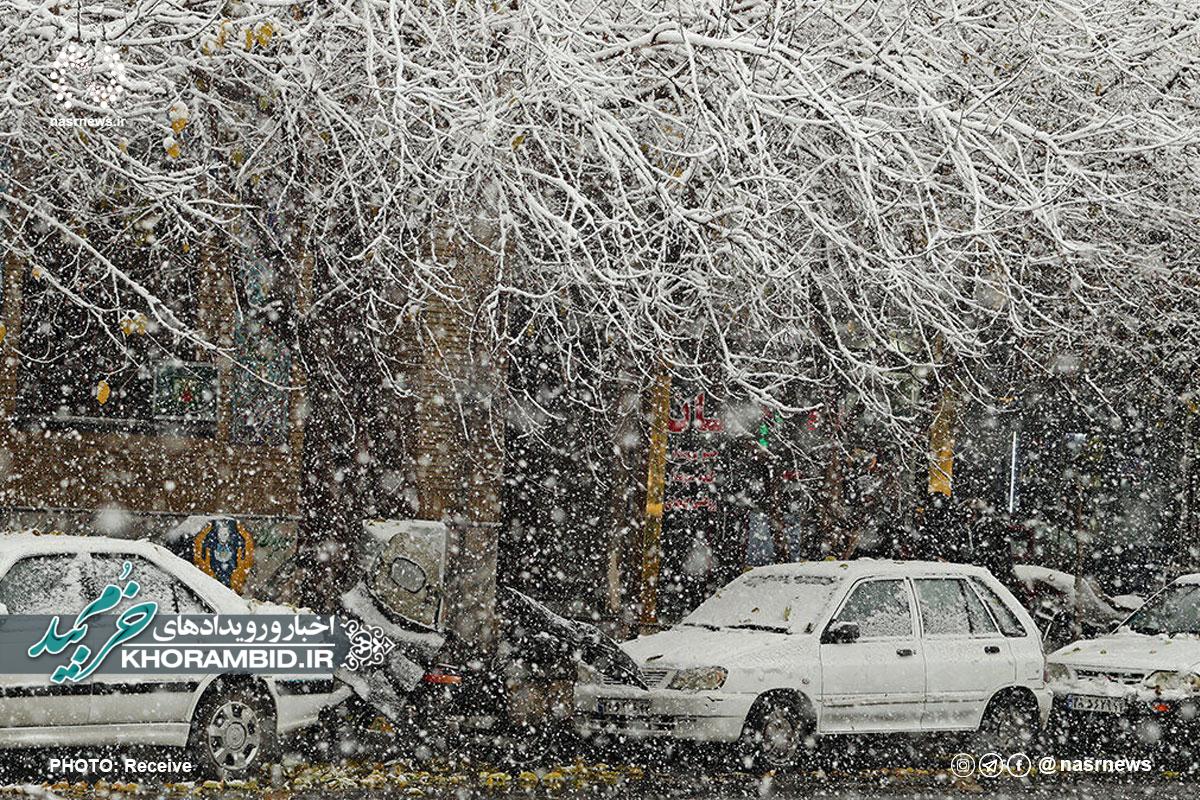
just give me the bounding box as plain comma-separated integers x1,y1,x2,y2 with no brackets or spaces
928,389,957,497
638,366,671,634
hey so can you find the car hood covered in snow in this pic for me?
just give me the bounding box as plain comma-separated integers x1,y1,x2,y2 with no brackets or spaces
1050,633,1200,673
622,625,803,670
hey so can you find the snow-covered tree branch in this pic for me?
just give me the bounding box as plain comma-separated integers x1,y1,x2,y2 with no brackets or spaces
1,0,1198,461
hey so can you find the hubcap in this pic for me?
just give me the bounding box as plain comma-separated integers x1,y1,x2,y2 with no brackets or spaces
760,708,798,763
207,700,262,773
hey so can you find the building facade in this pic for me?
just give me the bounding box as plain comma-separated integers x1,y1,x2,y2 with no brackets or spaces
0,235,305,598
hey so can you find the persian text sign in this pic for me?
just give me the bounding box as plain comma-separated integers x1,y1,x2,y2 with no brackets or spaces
0,614,386,677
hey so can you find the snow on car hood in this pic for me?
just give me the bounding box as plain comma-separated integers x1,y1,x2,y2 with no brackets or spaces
622,625,800,670
1050,633,1200,673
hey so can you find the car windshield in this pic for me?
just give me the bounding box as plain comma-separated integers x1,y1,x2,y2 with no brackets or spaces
1122,583,1200,636
682,572,840,634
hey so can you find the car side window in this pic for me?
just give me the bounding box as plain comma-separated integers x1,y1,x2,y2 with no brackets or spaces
834,579,913,638
915,578,999,637
89,555,209,614
0,553,90,614
969,577,1027,637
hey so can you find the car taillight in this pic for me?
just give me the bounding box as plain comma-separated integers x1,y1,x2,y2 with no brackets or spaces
422,670,463,686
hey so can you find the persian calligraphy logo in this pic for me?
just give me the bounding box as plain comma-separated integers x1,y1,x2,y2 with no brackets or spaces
27,561,158,684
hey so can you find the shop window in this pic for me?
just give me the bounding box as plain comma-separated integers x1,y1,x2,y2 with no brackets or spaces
745,511,775,566
228,245,292,447
16,227,214,435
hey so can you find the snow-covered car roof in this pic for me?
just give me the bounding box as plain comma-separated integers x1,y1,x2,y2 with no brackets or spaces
1,531,174,562
0,531,248,612
746,558,996,581
1173,573,1200,585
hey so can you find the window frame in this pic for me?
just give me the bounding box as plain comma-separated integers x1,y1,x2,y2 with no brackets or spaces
967,576,1030,638
913,576,1002,639
13,238,216,437
826,576,917,642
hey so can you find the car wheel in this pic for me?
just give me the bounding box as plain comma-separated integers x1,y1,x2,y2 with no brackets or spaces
739,695,812,771
189,683,277,780
977,694,1039,753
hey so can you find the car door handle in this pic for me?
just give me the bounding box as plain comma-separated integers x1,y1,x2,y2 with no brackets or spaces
984,645,1001,654
896,648,915,657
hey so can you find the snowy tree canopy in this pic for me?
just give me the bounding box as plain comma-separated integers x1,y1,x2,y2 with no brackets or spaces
2,0,1199,447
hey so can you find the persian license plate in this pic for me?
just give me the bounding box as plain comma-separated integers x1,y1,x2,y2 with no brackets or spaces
1067,694,1125,714
598,697,651,716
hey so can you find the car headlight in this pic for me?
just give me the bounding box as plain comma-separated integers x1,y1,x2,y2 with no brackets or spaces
667,666,727,692
1143,671,1200,694
1045,662,1072,682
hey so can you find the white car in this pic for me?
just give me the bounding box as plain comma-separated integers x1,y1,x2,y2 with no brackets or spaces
576,560,1049,767
1046,574,1200,747
0,533,350,777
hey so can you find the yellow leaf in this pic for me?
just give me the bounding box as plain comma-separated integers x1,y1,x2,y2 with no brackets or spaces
97,381,111,405
171,117,188,134
0,323,6,344
181,241,191,254
257,23,274,47
511,133,526,149
166,143,181,159
245,28,255,50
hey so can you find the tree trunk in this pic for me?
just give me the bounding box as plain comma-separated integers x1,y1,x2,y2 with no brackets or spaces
409,229,507,653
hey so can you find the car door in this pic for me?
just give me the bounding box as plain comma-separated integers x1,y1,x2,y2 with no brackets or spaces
915,576,1015,730
969,576,1044,688
0,552,94,734
818,577,926,733
86,552,211,727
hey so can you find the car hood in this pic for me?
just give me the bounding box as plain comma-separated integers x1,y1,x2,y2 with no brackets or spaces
1050,634,1200,673
623,626,801,670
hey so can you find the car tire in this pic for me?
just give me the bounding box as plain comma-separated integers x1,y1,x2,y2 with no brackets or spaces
188,682,277,780
738,695,812,771
976,693,1039,753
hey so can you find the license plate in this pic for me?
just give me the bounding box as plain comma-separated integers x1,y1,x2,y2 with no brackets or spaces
1068,694,1126,714
598,697,651,716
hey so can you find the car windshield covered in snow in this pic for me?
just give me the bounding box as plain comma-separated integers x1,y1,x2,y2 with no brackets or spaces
1121,582,1200,636
681,572,841,634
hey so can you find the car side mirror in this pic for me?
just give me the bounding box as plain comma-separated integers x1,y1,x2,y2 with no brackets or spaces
823,620,860,644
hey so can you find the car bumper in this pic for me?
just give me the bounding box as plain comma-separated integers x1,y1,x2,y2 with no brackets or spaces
573,682,755,744
1033,686,1054,727
1050,686,1200,745
275,683,353,735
